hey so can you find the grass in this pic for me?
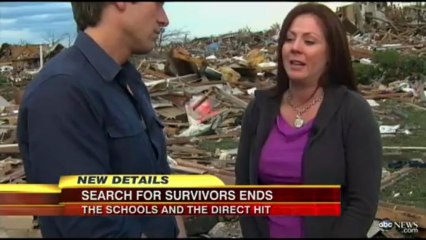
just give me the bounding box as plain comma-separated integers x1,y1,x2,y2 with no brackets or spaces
378,99,426,148
198,139,238,153
380,169,426,209
376,99,426,209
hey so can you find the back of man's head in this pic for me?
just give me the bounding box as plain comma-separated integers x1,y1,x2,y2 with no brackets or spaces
71,2,110,31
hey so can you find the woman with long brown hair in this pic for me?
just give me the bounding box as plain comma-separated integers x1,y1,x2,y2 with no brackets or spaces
235,3,382,238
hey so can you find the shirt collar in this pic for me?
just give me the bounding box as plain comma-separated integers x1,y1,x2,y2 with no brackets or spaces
74,31,121,82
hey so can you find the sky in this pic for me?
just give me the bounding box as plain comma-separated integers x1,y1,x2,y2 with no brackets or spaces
0,2,413,46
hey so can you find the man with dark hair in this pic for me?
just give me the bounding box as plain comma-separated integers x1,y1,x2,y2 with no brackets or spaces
17,2,186,238
71,2,109,31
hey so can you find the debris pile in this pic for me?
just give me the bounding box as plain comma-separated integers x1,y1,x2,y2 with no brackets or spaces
0,2,425,238
139,43,282,180
344,3,426,54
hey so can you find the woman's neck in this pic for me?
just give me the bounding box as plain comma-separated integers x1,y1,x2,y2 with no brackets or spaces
287,81,323,106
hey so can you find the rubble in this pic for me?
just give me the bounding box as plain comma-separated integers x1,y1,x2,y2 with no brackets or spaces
0,216,40,238
208,221,242,238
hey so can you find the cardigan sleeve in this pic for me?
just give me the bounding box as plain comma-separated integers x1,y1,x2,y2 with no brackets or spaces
235,99,256,185
235,99,268,238
331,92,383,237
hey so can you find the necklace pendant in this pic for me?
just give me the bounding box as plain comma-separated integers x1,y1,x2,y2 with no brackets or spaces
294,116,304,128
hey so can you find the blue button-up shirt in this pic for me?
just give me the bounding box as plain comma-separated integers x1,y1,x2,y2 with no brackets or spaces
17,32,177,238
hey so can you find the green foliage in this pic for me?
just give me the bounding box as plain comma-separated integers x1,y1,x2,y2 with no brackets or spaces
373,50,400,69
353,62,379,85
198,139,238,152
373,50,402,83
353,50,426,85
400,54,426,76
0,73,8,86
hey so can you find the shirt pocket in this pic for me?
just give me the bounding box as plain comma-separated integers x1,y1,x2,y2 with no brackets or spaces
106,118,146,138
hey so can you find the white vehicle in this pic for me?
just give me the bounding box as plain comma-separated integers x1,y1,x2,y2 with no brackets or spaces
0,65,13,73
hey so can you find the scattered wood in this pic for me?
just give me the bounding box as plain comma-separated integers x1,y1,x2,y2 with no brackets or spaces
380,167,416,190
377,201,426,229
383,146,426,151
0,144,19,154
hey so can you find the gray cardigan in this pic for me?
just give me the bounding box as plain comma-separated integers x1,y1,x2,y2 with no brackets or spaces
235,84,383,238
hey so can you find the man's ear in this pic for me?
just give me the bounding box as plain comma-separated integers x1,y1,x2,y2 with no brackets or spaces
114,2,127,12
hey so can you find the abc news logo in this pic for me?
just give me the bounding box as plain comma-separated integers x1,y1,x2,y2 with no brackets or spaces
379,219,395,231
379,219,419,234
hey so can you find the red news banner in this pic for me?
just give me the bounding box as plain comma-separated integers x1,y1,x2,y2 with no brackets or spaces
0,175,341,216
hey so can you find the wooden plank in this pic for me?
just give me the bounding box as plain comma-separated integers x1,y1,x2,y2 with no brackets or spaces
167,132,240,145
0,125,16,130
0,144,19,153
405,102,426,111
143,68,173,79
170,165,206,174
163,121,190,127
214,87,248,109
383,146,426,151
197,132,240,140
377,202,426,229
175,159,235,177
168,145,208,155
364,92,412,100
380,167,416,190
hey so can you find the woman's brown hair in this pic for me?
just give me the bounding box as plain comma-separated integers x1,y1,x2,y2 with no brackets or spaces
269,3,358,97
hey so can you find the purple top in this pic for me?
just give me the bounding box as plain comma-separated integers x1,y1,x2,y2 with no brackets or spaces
259,114,313,238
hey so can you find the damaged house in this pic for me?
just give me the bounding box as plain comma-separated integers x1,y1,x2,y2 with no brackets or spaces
336,2,389,34
0,43,64,73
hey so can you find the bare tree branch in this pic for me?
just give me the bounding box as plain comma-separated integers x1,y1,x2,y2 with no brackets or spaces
61,32,78,47
43,30,66,46
157,28,190,49
270,22,281,32
18,39,28,45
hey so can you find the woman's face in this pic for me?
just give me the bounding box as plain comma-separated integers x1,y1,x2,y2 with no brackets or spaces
282,14,329,85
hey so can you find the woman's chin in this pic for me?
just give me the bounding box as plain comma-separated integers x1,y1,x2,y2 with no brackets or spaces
287,75,308,83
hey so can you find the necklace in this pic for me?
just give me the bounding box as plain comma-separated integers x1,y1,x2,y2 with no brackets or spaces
287,90,324,128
